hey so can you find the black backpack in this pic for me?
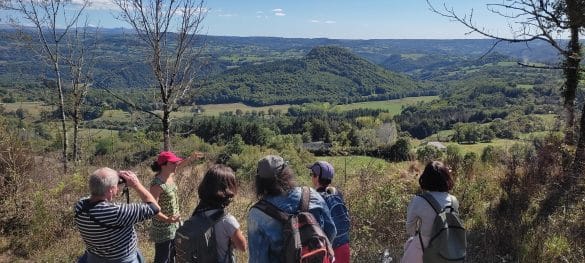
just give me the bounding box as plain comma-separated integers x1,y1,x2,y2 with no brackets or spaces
253,186,334,263
174,209,233,263
418,192,466,263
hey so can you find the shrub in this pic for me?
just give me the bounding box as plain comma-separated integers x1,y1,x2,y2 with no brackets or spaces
416,144,443,163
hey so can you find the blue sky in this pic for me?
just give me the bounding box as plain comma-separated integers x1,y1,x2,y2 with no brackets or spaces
1,0,516,39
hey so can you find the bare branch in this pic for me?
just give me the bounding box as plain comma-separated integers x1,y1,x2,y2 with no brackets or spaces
516,61,564,69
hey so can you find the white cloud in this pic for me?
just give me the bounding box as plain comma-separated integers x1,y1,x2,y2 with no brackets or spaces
177,7,208,16
325,20,336,24
274,12,286,16
272,8,283,12
71,0,118,10
219,14,235,17
256,11,264,14
310,20,320,23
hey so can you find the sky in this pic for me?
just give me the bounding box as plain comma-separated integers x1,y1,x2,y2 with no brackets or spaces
1,0,520,39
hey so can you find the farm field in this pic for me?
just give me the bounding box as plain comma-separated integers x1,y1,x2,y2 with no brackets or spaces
441,139,520,155
331,96,438,114
0,101,53,119
94,96,439,122
315,155,410,185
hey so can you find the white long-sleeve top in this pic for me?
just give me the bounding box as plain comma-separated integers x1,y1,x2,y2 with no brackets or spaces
405,191,459,243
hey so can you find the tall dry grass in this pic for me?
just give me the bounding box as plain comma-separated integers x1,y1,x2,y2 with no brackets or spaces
1,130,585,262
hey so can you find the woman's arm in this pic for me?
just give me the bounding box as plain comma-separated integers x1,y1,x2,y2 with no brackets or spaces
230,229,247,251
405,196,420,236
177,151,205,169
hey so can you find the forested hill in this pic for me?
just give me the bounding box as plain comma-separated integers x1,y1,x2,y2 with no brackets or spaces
192,46,431,106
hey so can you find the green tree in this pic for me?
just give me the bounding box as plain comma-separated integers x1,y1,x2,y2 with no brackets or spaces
416,145,443,163
225,134,244,155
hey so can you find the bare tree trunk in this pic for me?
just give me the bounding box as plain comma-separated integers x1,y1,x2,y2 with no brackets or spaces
163,109,171,151
54,62,68,172
563,1,582,145
4,0,89,173
72,107,81,162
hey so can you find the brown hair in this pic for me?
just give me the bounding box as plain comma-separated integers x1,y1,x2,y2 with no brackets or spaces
255,166,296,199
418,161,453,192
198,164,238,208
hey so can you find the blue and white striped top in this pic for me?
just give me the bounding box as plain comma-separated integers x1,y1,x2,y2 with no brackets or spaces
74,197,157,260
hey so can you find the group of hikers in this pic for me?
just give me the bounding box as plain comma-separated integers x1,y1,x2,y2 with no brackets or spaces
74,151,465,263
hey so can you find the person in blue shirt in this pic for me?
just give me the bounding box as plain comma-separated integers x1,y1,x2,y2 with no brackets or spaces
247,155,336,263
308,161,351,263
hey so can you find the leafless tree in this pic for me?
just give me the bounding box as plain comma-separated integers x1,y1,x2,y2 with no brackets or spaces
112,0,207,151
2,0,90,172
65,22,98,163
426,0,585,175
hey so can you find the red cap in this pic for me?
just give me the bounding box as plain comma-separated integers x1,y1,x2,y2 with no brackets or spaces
157,151,183,165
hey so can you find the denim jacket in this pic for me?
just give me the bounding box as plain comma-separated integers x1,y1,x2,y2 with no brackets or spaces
247,187,337,263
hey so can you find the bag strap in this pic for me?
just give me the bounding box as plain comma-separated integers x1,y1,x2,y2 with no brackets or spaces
417,192,443,214
252,187,311,222
74,200,123,229
450,196,459,212
300,186,310,212
193,208,226,225
252,199,289,224
418,231,425,252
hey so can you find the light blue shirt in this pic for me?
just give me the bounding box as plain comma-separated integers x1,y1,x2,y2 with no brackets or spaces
247,187,337,263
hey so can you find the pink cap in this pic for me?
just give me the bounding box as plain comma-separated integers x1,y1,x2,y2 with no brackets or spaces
157,151,183,165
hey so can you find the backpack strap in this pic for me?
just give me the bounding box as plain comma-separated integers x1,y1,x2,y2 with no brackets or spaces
252,199,289,224
449,196,459,212
253,187,311,222
417,192,443,214
193,208,226,226
74,200,123,229
300,186,310,212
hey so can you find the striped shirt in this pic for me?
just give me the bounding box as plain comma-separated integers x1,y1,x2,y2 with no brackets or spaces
74,197,157,260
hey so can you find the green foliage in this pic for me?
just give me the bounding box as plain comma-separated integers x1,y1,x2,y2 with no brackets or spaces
195,46,431,106
94,136,118,156
225,134,245,156
378,137,412,162
462,152,478,176
480,145,498,164
542,235,571,260
445,144,463,175
416,144,444,163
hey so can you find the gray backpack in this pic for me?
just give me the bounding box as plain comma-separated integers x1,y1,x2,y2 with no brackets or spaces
418,192,466,262
174,209,233,263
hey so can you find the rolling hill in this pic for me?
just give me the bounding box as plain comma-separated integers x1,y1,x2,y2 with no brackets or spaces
192,46,432,106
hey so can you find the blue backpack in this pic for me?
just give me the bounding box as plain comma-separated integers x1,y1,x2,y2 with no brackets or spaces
319,186,351,248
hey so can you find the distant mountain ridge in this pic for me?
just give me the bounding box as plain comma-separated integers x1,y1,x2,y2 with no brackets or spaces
0,28,566,104
192,46,431,106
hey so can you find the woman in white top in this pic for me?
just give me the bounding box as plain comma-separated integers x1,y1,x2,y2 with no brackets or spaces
401,161,458,263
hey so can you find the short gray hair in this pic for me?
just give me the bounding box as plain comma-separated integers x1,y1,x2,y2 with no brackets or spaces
89,167,119,196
